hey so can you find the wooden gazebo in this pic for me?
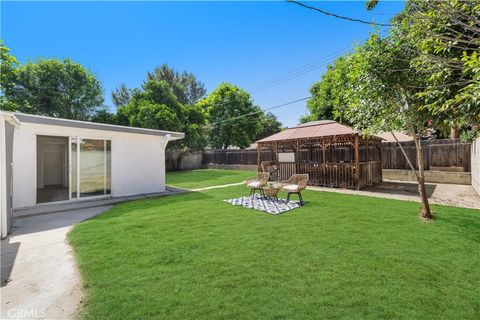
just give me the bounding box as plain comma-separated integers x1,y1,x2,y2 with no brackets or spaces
256,120,383,190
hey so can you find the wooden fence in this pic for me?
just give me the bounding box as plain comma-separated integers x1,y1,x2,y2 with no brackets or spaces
382,139,471,171
201,139,471,172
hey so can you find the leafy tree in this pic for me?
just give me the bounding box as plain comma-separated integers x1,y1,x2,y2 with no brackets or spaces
0,42,19,111
366,0,480,138
255,112,282,140
344,32,440,220
117,79,184,129
146,64,206,105
197,83,261,149
400,0,480,137
7,58,104,120
90,108,117,124
118,78,206,169
111,83,131,108
299,0,479,220
302,55,353,124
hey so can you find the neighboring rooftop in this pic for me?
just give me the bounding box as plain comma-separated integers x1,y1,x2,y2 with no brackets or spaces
377,131,412,142
8,112,184,140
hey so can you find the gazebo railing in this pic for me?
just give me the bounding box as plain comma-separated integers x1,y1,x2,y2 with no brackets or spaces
277,161,382,189
358,161,382,188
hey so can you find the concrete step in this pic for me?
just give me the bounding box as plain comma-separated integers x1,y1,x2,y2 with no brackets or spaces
14,186,188,218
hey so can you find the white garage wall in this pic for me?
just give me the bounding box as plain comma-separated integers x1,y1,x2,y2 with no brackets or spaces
12,122,168,209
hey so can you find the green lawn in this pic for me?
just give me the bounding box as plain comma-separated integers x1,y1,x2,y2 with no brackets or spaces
166,169,254,189
69,172,480,319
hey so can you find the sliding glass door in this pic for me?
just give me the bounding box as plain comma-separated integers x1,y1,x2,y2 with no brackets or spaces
70,137,111,200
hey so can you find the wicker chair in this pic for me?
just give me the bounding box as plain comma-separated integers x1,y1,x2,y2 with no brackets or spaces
245,172,270,198
260,161,272,173
267,165,278,181
281,174,309,205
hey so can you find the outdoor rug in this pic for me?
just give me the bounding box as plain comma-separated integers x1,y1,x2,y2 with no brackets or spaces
223,194,301,215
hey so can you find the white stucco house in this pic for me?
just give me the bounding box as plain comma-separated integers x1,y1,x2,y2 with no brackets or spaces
0,111,184,238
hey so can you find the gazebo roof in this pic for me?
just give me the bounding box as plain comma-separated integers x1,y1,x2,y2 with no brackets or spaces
257,120,365,143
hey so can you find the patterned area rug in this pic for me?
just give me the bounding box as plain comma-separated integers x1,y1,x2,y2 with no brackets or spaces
224,194,301,215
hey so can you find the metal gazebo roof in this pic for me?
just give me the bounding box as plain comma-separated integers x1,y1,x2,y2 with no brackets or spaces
256,120,380,144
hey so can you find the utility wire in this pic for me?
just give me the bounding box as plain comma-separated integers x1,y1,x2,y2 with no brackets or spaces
251,56,339,93
251,52,349,93
287,0,392,27
208,96,311,126
250,47,351,91
249,29,391,94
249,30,390,94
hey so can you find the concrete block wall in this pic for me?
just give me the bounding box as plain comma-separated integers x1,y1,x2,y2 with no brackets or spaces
383,169,471,185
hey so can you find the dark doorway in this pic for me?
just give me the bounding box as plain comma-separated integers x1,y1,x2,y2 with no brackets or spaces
36,136,69,203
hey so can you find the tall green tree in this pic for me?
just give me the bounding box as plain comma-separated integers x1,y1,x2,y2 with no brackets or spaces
366,0,480,137
0,42,19,111
302,55,353,124
90,107,116,124
7,58,104,120
343,33,436,219
146,64,206,105
111,83,131,108
401,0,480,137
299,0,479,219
118,78,207,169
197,83,261,149
255,112,282,141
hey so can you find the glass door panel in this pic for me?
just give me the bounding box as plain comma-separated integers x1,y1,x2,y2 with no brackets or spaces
71,137,78,199
80,139,106,198
106,140,111,195
69,137,111,199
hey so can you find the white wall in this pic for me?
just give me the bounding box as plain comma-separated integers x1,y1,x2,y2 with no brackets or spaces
12,122,168,209
472,137,480,195
0,116,7,237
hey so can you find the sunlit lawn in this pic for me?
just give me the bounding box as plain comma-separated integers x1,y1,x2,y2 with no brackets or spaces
70,170,480,319
166,169,254,189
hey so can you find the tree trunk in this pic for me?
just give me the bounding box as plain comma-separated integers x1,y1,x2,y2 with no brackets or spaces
450,126,459,139
413,134,433,219
391,130,432,219
173,150,187,171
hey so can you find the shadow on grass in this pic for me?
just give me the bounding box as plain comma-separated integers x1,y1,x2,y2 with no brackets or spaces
433,205,480,243
166,169,254,188
364,181,437,198
92,191,214,221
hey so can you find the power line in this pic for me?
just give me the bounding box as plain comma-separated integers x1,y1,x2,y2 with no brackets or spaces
249,30,391,94
208,96,311,126
287,0,392,27
250,51,350,93
250,47,351,92
251,56,339,93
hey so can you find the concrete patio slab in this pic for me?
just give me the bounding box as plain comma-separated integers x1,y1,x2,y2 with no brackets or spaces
308,180,480,210
1,186,188,320
1,206,111,320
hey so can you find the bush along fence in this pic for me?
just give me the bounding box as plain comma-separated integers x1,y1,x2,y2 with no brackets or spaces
198,139,471,172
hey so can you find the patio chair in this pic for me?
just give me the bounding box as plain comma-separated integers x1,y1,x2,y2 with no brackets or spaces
245,172,270,198
281,174,309,205
260,161,272,173
267,165,278,181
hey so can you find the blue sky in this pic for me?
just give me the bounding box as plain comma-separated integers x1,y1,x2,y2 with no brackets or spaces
1,1,404,127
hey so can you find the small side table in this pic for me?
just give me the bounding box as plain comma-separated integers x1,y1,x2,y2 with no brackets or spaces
262,186,280,201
